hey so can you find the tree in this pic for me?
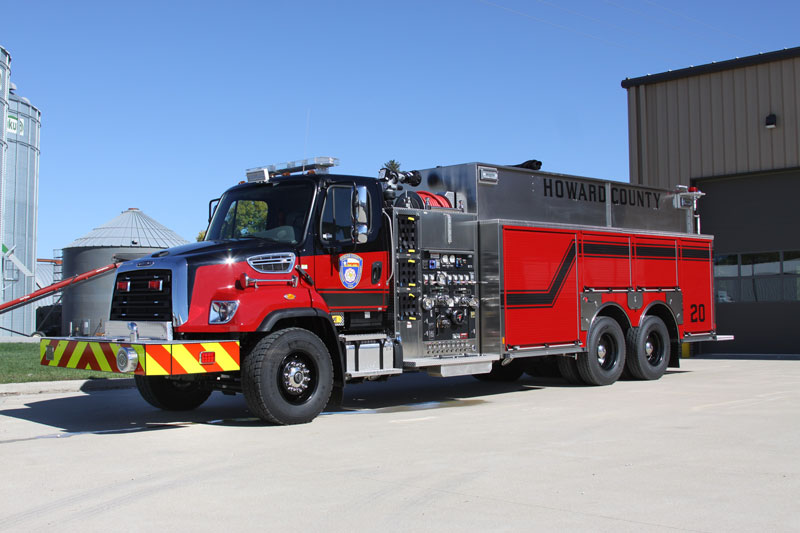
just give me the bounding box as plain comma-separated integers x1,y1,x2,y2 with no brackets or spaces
384,159,401,172
196,230,206,242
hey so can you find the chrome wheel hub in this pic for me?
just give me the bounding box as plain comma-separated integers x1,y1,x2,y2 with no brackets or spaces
597,344,607,365
283,360,311,395
645,340,655,356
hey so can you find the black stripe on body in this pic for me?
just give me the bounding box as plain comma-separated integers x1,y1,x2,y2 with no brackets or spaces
505,241,576,309
581,242,630,258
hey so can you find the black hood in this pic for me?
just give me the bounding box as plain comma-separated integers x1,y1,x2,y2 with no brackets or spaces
142,239,299,267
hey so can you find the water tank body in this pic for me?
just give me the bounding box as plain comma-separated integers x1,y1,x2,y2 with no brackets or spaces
60,209,189,336
1,89,41,336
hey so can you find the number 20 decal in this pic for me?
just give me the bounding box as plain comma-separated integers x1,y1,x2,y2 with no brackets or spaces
690,304,706,323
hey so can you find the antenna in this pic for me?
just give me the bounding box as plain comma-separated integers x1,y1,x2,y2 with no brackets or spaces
302,108,311,172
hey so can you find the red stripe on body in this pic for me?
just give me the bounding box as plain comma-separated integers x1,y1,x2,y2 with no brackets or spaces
57,342,77,368
146,344,173,374
221,342,240,364
75,350,101,371
100,343,120,372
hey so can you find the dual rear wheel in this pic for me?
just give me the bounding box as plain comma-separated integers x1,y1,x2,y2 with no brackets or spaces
557,315,671,385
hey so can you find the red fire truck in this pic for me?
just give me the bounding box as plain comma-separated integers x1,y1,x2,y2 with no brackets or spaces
40,157,726,424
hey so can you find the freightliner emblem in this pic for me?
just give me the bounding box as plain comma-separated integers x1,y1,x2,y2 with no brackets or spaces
137,261,155,267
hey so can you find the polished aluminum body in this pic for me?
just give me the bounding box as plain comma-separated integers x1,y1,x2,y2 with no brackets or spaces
416,163,690,233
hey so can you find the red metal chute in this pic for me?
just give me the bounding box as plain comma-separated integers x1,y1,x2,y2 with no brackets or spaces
0,263,120,315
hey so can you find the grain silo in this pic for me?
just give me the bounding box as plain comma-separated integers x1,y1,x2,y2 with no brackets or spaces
0,45,9,242
1,85,41,336
61,208,189,336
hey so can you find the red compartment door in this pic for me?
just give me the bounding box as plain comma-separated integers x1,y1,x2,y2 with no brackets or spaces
503,227,579,347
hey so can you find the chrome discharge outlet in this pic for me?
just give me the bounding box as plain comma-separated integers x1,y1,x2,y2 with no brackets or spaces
116,347,139,373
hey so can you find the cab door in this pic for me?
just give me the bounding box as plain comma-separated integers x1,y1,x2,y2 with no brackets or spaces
312,182,390,326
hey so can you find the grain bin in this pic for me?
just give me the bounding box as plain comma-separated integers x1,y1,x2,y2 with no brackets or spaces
61,208,189,336
0,45,9,243
1,86,41,336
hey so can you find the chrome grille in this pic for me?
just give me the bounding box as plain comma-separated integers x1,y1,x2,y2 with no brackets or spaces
247,252,296,274
110,269,172,321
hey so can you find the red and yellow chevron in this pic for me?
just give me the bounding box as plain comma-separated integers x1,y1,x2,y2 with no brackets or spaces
39,339,240,376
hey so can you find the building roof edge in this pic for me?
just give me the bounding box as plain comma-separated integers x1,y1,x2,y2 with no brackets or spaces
621,46,800,89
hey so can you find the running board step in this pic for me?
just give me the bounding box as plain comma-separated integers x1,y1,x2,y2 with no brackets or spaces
404,355,499,378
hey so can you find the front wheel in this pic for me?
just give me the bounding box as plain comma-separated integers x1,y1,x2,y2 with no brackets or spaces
134,375,212,411
242,328,333,425
577,317,626,386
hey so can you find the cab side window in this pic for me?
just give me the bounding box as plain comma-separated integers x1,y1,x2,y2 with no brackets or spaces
320,185,372,244
321,186,352,242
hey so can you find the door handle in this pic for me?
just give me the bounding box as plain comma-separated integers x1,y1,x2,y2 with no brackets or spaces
372,262,383,284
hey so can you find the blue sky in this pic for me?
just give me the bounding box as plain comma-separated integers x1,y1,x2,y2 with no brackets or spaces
2,0,798,258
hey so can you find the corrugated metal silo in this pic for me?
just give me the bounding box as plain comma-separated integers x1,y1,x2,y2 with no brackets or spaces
1,86,41,336
0,45,9,243
61,208,189,336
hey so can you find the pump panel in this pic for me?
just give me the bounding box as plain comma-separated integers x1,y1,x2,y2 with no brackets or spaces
393,209,479,360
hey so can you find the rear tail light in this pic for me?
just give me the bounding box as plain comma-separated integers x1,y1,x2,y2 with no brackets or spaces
117,281,131,292
148,280,163,290
199,351,215,365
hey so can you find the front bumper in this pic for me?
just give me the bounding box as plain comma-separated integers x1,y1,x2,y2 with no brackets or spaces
40,338,240,376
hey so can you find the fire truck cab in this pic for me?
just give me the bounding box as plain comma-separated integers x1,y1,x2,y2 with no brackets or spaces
41,157,726,424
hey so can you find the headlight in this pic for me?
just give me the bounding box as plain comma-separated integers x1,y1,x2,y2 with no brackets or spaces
209,300,240,324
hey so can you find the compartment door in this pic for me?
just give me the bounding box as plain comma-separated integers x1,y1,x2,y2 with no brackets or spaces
502,227,579,348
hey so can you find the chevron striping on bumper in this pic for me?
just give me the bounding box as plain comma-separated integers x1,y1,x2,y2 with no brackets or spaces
39,339,240,376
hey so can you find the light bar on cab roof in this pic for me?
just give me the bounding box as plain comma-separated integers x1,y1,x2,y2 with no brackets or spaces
245,156,340,182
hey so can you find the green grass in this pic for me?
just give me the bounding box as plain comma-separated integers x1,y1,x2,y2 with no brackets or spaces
0,343,123,384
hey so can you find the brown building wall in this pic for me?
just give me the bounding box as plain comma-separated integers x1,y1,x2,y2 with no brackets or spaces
626,55,800,189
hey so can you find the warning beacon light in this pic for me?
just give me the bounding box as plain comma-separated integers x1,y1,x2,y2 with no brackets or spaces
245,157,340,182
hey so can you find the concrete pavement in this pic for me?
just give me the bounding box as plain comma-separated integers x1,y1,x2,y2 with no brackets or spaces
0,358,798,532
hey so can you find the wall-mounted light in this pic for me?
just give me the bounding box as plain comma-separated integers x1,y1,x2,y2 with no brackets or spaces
765,113,777,129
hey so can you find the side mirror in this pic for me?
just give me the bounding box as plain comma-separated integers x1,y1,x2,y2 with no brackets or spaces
352,185,369,244
208,198,220,223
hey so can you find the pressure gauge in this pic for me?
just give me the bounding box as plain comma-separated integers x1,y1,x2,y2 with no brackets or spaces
448,254,456,265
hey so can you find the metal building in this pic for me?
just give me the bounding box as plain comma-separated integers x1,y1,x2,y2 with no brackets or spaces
1,86,41,336
622,46,800,354
61,208,189,336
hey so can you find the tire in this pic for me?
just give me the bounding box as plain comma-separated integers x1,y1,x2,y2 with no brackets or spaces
577,317,626,386
134,375,212,411
625,316,670,380
473,359,524,382
242,328,333,425
556,355,584,384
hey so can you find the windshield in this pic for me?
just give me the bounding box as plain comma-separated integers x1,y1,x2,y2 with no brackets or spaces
205,181,315,243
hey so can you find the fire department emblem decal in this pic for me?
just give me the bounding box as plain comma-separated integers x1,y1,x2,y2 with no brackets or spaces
339,254,363,290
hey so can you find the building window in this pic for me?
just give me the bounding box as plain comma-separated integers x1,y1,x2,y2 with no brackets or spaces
713,254,738,302
740,252,781,302
784,251,800,301
714,251,800,303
